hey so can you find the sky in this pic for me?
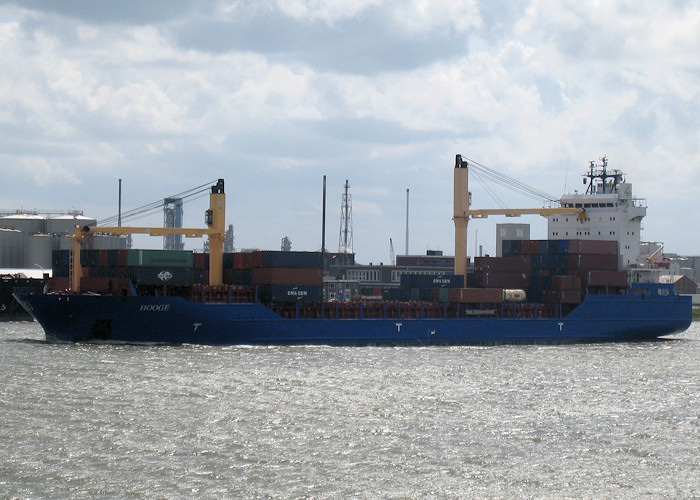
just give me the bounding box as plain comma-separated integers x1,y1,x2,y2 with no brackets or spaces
1,0,698,263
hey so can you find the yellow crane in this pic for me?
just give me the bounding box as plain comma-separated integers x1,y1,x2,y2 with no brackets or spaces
453,155,584,281
69,179,226,292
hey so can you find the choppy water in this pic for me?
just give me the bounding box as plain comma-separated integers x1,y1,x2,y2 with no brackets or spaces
1,322,699,499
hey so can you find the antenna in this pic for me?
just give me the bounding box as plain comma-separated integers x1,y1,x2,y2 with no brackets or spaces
405,188,409,255
118,179,122,227
338,180,353,254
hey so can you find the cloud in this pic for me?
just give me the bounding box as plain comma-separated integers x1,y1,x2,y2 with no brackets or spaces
0,0,196,25
0,1,697,260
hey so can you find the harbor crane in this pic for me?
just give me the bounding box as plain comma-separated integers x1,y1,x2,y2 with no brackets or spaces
453,155,584,282
69,179,226,292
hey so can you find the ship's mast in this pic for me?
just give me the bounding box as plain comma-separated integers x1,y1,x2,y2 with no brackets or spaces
584,156,624,195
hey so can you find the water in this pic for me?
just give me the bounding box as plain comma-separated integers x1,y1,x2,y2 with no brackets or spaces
1,322,699,499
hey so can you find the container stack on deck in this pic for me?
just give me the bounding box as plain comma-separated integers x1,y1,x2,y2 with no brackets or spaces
47,239,629,313
50,248,325,301
478,239,627,304
399,273,464,302
223,250,324,303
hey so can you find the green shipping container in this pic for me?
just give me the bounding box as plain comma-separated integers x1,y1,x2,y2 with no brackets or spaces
127,249,194,268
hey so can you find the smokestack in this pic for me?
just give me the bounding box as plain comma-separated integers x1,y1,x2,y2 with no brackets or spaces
322,175,326,273
118,179,122,227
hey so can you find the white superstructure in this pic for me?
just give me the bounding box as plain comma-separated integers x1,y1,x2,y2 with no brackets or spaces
545,157,646,269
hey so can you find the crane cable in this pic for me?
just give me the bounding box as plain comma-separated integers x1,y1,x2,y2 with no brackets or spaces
97,180,217,226
463,157,558,203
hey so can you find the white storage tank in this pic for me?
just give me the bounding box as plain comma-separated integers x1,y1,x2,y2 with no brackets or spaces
0,228,26,268
26,234,54,270
46,215,96,235
503,289,527,302
0,214,45,234
89,234,129,250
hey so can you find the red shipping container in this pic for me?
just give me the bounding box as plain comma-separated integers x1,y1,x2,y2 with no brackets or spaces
567,253,618,270
474,255,530,273
567,239,618,255
520,240,541,255
251,267,323,285
116,249,128,267
49,277,71,292
194,252,207,270
449,287,504,303
233,252,245,269
475,271,529,289
223,268,235,285
576,270,628,288
551,275,582,290
97,250,109,267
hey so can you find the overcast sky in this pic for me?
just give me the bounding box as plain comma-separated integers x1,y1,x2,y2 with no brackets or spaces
1,1,698,263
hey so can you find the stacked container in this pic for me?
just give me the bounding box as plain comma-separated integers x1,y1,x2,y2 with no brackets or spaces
399,273,464,302
221,250,324,303
497,239,628,302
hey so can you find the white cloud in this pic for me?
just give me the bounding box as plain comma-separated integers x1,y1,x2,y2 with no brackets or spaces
0,0,697,259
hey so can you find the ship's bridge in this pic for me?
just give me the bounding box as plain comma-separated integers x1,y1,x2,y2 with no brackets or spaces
546,160,647,270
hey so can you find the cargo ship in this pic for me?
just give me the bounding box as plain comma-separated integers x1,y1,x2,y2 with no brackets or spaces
13,157,692,344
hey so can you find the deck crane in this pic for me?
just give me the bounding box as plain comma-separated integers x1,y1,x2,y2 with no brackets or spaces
68,179,226,292
389,238,396,265
453,155,584,282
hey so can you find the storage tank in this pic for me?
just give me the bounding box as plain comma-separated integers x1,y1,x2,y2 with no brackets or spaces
46,215,96,235
503,289,527,302
0,214,45,234
90,234,129,250
26,234,54,270
0,228,26,268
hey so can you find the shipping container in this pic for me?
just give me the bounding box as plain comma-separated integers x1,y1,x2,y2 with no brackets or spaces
575,270,628,288
193,269,208,286
551,275,582,290
127,266,193,286
116,249,128,267
257,284,323,303
233,268,253,285
475,271,530,289
80,249,100,268
52,249,70,268
567,239,618,255
252,267,323,285
474,255,530,273
520,240,540,255
567,253,618,271
223,268,235,285
400,274,463,289
503,289,527,302
448,287,504,303
194,252,209,270
223,252,234,268
501,240,522,257
257,251,323,269
127,249,194,268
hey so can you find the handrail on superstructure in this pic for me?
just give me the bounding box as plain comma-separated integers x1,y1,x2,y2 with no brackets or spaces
69,179,225,292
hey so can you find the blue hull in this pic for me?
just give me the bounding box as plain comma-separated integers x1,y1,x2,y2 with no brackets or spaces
14,284,692,345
